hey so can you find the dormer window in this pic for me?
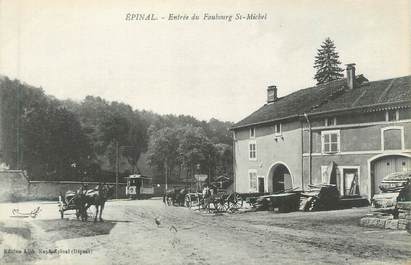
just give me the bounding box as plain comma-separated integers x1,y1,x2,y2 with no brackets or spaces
250,127,255,138
274,123,282,136
324,117,336,127
386,110,399,121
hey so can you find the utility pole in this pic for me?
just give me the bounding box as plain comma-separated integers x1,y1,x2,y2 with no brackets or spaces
115,140,119,199
164,158,168,192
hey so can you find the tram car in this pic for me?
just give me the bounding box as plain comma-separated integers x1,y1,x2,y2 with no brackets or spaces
125,174,154,199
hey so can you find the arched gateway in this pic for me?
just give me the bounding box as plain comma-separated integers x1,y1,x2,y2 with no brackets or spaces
267,162,293,193
369,154,411,197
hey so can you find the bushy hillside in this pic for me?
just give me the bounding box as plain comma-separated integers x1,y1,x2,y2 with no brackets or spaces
0,76,233,183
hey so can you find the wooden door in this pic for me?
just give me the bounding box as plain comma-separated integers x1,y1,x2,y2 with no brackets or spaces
372,155,411,194
258,177,265,193
343,169,359,196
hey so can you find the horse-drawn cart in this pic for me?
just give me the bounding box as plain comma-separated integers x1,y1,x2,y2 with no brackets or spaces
58,190,83,219
184,192,203,208
202,192,243,213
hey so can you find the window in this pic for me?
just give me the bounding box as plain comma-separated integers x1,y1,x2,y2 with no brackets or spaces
249,170,257,192
386,110,399,121
321,130,340,154
274,123,281,136
324,117,336,127
249,141,257,160
249,127,255,138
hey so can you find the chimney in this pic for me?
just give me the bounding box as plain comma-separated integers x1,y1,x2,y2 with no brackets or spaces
346,63,356,89
267,85,277,103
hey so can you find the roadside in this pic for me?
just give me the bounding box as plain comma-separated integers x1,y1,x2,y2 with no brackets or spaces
0,199,410,265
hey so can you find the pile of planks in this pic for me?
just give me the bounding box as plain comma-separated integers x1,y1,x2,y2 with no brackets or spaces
299,184,340,211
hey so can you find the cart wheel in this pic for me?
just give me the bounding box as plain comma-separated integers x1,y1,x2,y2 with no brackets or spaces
219,202,228,212
185,195,191,207
231,193,243,209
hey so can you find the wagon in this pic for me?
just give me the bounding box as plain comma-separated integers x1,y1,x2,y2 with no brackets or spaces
58,190,83,219
184,192,203,208
202,192,244,213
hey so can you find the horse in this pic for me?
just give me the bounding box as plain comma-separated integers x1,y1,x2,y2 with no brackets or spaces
163,187,188,206
82,183,114,222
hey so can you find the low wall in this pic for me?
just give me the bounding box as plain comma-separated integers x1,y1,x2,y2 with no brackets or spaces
27,181,128,200
0,170,169,201
360,202,411,231
0,170,29,202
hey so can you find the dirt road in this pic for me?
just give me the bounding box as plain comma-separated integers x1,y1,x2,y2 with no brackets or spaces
0,199,410,265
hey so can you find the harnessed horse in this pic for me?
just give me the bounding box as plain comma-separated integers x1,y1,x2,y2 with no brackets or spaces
82,183,114,222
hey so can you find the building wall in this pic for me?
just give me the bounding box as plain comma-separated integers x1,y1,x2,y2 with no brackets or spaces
234,120,303,193
302,119,411,198
303,120,411,154
234,108,411,198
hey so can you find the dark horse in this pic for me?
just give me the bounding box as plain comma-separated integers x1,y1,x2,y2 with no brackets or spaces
81,183,114,222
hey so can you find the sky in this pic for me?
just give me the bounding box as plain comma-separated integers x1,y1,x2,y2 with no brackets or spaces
0,0,410,122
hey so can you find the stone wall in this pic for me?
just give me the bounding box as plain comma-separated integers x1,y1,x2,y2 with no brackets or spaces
0,170,29,202
360,202,411,232
27,181,128,200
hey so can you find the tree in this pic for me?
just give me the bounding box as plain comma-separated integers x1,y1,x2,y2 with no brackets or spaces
314,38,344,85
146,127,180,184
214,143,233,178
177,126,215,181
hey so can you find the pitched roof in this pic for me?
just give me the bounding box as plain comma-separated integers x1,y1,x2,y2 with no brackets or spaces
232,75,411,129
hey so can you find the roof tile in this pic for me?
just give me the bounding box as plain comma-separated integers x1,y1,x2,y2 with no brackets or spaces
233,75,411,129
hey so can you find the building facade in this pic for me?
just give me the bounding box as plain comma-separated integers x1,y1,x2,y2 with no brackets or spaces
232,65,411,200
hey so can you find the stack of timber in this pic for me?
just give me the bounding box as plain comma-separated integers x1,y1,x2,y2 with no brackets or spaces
361,171,411,231
299,184,340,211
253,188,300,212
372,171,411,209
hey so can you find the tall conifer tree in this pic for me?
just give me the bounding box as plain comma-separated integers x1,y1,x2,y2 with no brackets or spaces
314,38,344,85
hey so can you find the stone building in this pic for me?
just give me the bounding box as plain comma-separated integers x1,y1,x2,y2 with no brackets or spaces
232,64,411,200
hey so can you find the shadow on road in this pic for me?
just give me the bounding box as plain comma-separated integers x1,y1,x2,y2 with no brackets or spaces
33,219,118,240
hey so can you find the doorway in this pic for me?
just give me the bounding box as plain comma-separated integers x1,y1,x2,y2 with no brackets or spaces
268,163,292,193
371,155,411,195
258,177,265,193
342,168,359,196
